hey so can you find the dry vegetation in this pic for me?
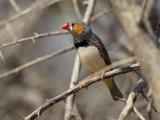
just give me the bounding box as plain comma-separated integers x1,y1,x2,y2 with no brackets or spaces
0,0,159,120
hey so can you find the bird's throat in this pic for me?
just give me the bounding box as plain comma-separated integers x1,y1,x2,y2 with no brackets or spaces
77,46,106,72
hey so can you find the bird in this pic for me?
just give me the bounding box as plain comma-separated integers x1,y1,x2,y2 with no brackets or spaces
61,21,123,100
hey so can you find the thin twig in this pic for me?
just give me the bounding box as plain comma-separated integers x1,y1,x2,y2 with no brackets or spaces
141,91,158,112
133,106,146,120
117,96,146,120
118,92,136,120
24,63,140,120
140,0,157,44
0,31,68,50
83,0,96,23
118,79,146,120
9,0,21,12
91,9,112,22
0,10,105,51
64,54,81,120
0,0,61,26
147,98,153,120
0,9,108,51
0,45,74,80
141,0,148,20
0,0,62,51
108,0,160,110
72,0,82,19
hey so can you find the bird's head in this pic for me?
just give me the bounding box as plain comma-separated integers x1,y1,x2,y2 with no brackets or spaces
61,21,92,48
61,21,90,36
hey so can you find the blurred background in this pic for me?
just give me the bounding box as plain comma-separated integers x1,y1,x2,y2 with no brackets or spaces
0,0,159,120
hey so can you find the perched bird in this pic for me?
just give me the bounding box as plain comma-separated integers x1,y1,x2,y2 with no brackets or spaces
62,21,123,100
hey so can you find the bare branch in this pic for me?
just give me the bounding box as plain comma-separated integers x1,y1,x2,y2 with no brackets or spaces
118,92,135,120
118,79,146,120
9,0,21,12
0,8,109,51
108,0,160,111
91,9,112,22
0,30,68,50
0,45,74,80
147,98,153,120
0,51,5,62
83,0,96,23
140,0,157,43
64,54,81,120
141,0,148,20
0,0,61,51
0,0,61,26
72,0,82,19
117,98,146,120
0,10,107,51
24,62,140,120
133,106,146,120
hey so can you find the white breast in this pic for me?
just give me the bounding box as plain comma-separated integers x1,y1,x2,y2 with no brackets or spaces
77,46,106,72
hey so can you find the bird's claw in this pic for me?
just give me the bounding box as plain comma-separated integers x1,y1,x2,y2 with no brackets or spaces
79,80,85,88
99,71,106,80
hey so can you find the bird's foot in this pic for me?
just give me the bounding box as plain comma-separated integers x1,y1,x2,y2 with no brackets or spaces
79,80,85,88
99,71,106,80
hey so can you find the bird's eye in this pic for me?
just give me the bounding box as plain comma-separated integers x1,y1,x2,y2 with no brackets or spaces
71,23,75,27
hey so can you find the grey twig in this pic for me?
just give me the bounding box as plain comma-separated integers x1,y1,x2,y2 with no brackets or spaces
117,98,146,120
108,0,160,111
118,79,146,120
133,106,146,120
147,98,153,120
9,0,21,12
141,0,148,20
0,45,74,80
91,9,112,22
0,9,107,51
0,31,68,50
83,0,96,23
24,62,140,120
64,54,81,120
0,0,61,26
72,0,82,19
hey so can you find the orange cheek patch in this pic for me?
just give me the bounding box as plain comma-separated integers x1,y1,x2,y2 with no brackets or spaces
73,24,84,35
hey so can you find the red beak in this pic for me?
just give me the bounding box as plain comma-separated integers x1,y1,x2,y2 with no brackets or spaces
61,23,69,30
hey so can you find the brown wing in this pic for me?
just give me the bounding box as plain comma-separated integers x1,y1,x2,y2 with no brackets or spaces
89,34,123,100
90,34,112,65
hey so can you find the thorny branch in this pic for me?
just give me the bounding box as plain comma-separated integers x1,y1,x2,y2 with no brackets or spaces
0,0,62,61
0,31,68,50
0,45,74,80
24,63,140,120
118,79,146,120
0,9,108,51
